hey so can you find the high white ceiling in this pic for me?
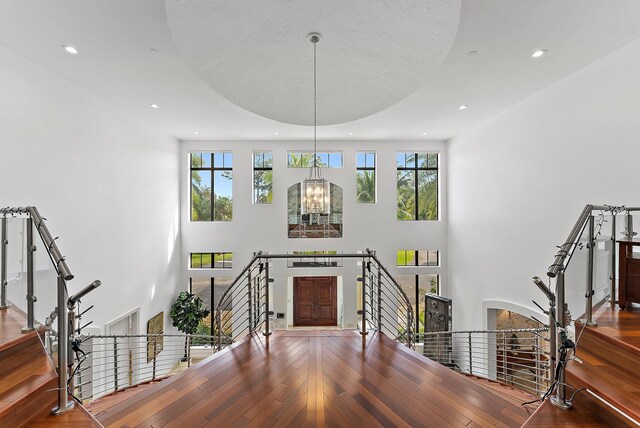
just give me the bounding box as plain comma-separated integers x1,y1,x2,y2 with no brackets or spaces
1,0,639,142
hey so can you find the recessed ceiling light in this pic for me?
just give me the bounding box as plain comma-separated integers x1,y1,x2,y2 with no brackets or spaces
532,49,547,58
193,131,199,135
62,45,78,55
458,104,468,110
274,132,279,135
149,104,159,109
422,132,428,135
348,132,354,135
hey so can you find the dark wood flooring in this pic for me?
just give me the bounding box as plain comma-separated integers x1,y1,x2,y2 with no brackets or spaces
93,330,536,427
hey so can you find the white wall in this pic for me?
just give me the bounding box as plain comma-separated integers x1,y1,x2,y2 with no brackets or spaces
448,38,640,330
180,139,447,329
0,44,181,333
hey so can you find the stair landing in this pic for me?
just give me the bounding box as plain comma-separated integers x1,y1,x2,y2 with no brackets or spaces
94,330,536,427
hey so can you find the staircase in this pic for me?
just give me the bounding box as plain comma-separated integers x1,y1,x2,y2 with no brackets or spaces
567,304,640,426
0,306,101,427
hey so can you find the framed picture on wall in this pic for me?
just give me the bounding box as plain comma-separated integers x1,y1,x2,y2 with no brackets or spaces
147,311,164,363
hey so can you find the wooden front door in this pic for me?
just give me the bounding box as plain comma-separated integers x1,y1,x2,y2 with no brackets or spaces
293,276,337,326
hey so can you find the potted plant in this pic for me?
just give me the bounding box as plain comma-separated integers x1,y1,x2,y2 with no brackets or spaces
170,291,210,362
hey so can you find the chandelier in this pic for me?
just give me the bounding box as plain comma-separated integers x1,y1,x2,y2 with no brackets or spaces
301,33,330,215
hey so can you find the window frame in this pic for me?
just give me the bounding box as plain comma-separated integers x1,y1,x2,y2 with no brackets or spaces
190,152,233,222
396,152,439,221
286,151,343,168
252,152,273,204
356,152,376,203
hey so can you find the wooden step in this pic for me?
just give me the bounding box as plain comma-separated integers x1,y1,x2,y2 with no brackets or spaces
0,332,58,424
567,345,640,425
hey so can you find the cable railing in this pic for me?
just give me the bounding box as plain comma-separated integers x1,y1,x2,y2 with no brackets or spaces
73,333,219,402
417,327,550,396
534,204,639,409
0,206,100,416
213,249,415,350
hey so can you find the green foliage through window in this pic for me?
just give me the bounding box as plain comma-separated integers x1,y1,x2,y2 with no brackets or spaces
356,152,376,203
253,152,273,204
191,152,233,221
287,152,342,168
397,153,438,221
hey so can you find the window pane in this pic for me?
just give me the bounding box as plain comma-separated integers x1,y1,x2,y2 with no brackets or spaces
213,253,223,268
317,153,329,167
301,153,314,167
356,153,366,168
397,170,416,220
397,250,414,266
253,153,263,168
417,250,428,266
213,152,224,168
224,253,233,269
420,274,439,295
253,170,273,204
191,170,211,221
263,152,273,167
213,171,233,221
329,153,342,168
397,275,417,327
190,277,212,336
428,153,438,168
366,153,375,167
427,250,439,266
201,253,212,269
191,153,201,168
191,253,201,269
223,152,233,168
417,170,437,220
356,170,375,203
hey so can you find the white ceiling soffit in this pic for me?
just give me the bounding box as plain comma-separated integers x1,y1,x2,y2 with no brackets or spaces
165,0,461,126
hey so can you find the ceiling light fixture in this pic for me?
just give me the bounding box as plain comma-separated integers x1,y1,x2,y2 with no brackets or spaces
150,104,159,109
532,49,547,58
301,33,330,216
422,132,429,136
193,131,199,135
274,132,279,135
62,45,78,55
458,104,468,110
348,132,354,135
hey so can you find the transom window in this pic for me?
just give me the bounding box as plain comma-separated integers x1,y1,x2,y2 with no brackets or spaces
287,152,343,168
190,252,233,269
397,250,439,267
397,152,438,221
190,152,233,221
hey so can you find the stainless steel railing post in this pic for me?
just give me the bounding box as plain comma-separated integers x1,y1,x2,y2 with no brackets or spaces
247,269,252,332
1,217,8,309
468,333,473,374
583,215,597,326
377,266,382,332
263,260,271,337
52,275,74,415
627,212,634,238
22,217,36,332
216,309,222,352
611,214,617,308
360,257,367,336
550,272,572,410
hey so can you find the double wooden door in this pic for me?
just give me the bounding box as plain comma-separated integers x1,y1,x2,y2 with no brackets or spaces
293,276,337,326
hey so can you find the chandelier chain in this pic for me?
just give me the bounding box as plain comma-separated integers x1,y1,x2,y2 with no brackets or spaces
313,39,317,166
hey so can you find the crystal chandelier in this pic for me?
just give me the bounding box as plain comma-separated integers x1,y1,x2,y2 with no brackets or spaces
301,33,330,215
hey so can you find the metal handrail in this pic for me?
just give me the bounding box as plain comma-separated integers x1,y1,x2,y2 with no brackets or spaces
213,250,415,349
417,327,550,396
0,206,85,416
536,203,636,410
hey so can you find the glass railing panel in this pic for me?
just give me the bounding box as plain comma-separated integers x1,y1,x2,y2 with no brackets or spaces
591,213,614,307
5,216,27,316
562,220,588,328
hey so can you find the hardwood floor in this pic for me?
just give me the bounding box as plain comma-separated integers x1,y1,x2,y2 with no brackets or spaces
93,330,536,427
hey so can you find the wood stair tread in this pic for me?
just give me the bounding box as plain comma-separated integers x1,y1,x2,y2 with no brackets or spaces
568,346,640,422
